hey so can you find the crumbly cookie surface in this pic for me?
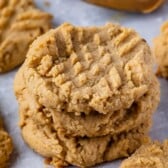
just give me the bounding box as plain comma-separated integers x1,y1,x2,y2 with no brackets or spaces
0,118,13,168
0,0,52,73
120,140,168,168
17,88,151,167
24,23,155,115
15,65,159,137
14,23,160,167
154,21,168,79
22,120,150,168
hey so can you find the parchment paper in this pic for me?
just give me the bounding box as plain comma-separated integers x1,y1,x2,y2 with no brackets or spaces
0,0,167,167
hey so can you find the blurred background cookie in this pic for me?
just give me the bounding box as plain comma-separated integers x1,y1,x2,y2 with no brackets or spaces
85,0,165,13
0,0,52,73
154,22,168,79
0,117,13,168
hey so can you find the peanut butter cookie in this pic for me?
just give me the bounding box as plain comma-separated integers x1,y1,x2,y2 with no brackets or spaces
15,65,159,137
0,118,13,168
23,23,157,115
154,22,168,79
15,85,151,167
0,0,52,73
14,23,160,167
86,0,164,13
120,140,168,168
22,120,150,168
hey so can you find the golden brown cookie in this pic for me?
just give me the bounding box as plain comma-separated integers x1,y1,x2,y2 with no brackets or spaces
24,123,150,168
0,118,13,168
15,86,152,167
15,74,150,167
23,23,157,115
15,65,159,137
85,0,164,13
120,140,168,168
154,22,168,79
14,23,160,167
0,0,52,73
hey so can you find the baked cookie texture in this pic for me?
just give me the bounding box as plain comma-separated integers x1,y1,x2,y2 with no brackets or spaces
154,21,168,79
0,118,13,168
15,65,159,138
15,66,151,167
14,23,160,167
120,140,168,168
0,0,52,73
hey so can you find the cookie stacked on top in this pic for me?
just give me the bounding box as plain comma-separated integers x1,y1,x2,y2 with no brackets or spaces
14,23,160,167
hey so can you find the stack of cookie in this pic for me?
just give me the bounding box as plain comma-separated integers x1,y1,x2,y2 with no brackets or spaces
14,23,160,167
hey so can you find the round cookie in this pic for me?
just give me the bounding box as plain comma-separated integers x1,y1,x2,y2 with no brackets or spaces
23,23,155,116
120,140,168,168
0,0,52,73
15,65,159,137
14,23,160,167
0,118,13,168
154,21,168,79
20,107,150,168
85,0,165,13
